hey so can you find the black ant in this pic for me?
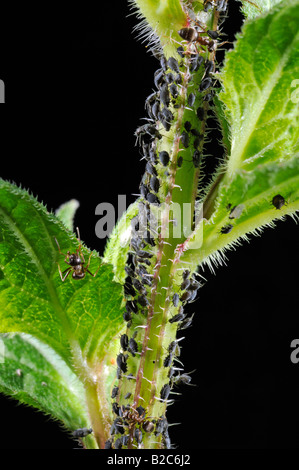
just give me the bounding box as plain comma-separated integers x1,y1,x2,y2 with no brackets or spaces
54,227,101,282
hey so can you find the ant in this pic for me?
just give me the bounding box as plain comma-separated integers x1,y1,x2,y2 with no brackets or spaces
54,227,101,282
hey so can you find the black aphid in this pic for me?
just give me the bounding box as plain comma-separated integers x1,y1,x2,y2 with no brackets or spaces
192,150,201,168
154,68,165,89
124,278,135,297
169,83,178,98
120,334,129,351
155,416,168,435
228,204,244,219
184,121,192,132
177,46,185,58
113,417,125,435
146,161,158,176
124,392,131,399
123,310,132,322
111,386,119,399
181,131,189,148
150,175,160,193
128,337,138,356
272,194,286,210
177,156,183,167
199,77,212,92
172,293,179,307
179,313,195,330
161,107,174,124
160,55,168,72
117,353,128,373
167,57,180,73
180,290,192,303
112,402,120,415
203,92,213,102
159,150,170,166
134,428,143,444
187,92,196,107
207,30,218,39
160,83,170,107
165,72,174,84
163,353,173,368
160,383,171,401
169,312,185,323
196,106,205,120
181,278,191,291
190,54,204,72
104,439,112,449
220,223,233,234
146,192,160,204
173,373,192,385
126,300,138,314
72,427,93,439
205,59,214,75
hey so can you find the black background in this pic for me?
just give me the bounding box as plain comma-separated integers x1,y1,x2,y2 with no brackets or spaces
0,0,299,449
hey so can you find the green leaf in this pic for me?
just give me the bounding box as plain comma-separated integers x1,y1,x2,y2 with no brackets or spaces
0,333,92,431
0,179,124,371
184,156,299,268
218,0,299,176
55,199,80,231
238,0,283,20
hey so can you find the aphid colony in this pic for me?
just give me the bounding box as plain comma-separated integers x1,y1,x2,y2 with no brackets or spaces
108,7,223,450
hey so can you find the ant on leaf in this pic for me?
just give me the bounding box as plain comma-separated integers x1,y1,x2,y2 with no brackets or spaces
54,227,101,282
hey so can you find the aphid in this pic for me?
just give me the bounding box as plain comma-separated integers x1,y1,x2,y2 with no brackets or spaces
146,192,160,204
172,373,192,385
128,337,138,356
55,228,101,282
228,204,245,219
205,59,214,75
111,386,119,399
165,72,174,84
160,83,170,107
220,223,233,234
199,77,212,92
177,46,185,58
161,107,174,124
179,313,195,330
146,161,158,176
163,353,173,368
160,383,171,401
187,92,196,107
272,194,286,210
113,417,125,435
150,175,160,193
159,150,170,166
124,392,132,400
134,428,143,444
196,106,205,120
184,121,192,132
123,310,132,322
160,55,168,72
207,30,218,39
104,439,112,449
169,312,185,323
116,353,128,373
190,54,204,72
112,402,120,415
181,130,190,148
135,123,162,145
72,428,93,439
155,416,168,435
181,278,191,291
172,293,180,307
203,92,213,102
120,334,129,351
114,438,123,449
180,290,192,303
126,300,138,314
137,294,149,307
154,68,165,89
177,156,183,168
167,56,180,73
124,278,135,297
169,83,178,99
192,150,202,168
174,73,182,84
